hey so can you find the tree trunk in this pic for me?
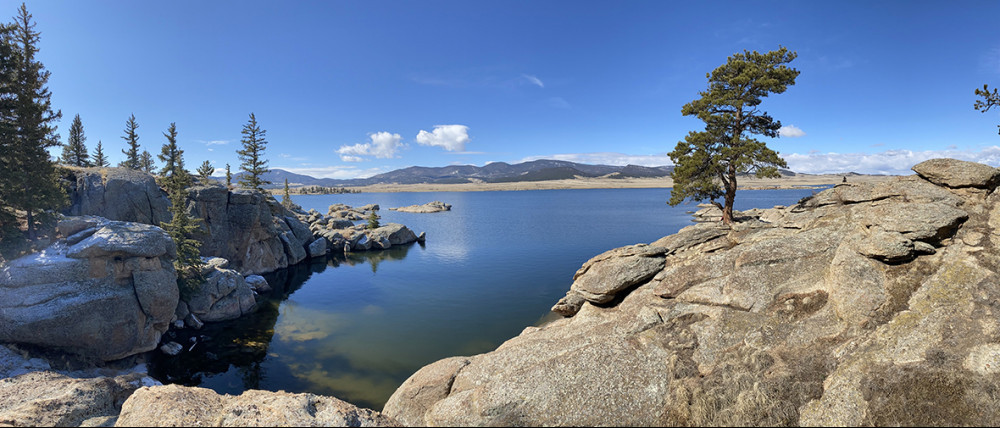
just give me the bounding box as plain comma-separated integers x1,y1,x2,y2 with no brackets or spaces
25,209,34,240
722,165,738,225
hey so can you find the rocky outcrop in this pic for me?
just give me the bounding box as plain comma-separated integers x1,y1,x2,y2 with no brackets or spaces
389,201,451,213
64,167,171,226
116,384,399,427
912,157,1000,189
0,217,178,361
175,261,257,325
384,159,1000,426
301,204,424,253
64,168,316,275
185,185,311,274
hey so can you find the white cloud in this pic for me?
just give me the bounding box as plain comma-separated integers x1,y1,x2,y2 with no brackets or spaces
522,74,544,88
518,152,673,166
779,125,806,138
416,125,471,152
197,140,229,146
336,132,404,161
783,146,1000,175
279,165,386,179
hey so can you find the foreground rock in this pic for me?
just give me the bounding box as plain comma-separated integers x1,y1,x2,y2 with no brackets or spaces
116,384,399,427
385,159,1000,426
389,201,451,213
64,166,171,226
0,344,159,427
0,217,178,361
175,260,257,326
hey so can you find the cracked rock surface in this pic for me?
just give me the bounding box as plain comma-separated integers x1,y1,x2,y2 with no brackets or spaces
384,159,1000,426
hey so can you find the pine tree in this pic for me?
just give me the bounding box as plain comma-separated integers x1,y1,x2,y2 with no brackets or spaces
975,84,1000,135
161,176,203,297
139,150,155,174
91,140,109,167
196,160,214,184
120,113,140,169
668,47,798,225
59,113,88,166
6,4,65,239
0,20,18,243
366,209,380,230
225,163,232,189
281,178,293,209
237,112,270,192
158,122,188,183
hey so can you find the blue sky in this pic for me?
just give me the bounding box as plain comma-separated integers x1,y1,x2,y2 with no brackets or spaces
14,0,1000,177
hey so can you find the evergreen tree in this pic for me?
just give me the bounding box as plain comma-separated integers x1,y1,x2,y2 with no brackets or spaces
91,140,109,167
237,112,270,192
161,176,203,297
0,20,18,243
196,160,214,184
281,178,292,209
668,47,798,225
975,84,1000,135
158,122,188,183
139,150,155,174
59,113,88,166
6,4,65,239
225,163,232,189
120,113,140,169
366,208,380,230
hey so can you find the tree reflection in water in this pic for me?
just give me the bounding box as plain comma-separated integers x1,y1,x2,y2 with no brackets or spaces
146,242,420,397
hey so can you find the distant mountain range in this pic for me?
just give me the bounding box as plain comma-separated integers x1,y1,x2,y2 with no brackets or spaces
221,159,798,188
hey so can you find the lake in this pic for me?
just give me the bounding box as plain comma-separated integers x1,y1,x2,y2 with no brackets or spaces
148,187,824,410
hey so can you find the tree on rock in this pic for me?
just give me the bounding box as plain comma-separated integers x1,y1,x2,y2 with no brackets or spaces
669,47,799,225
225,163,232,189
196,160,214,184
366,208,380,230
975,84,1000,135
4,4,65,240
157,122,191,187
281,178,293,209
161,174,203,297
237,112,270,192
92,140,109,167
59,113,89,166
139,150,155,174
119,113,140,169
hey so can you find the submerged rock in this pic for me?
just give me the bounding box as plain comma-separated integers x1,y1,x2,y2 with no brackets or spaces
384,159,1000,426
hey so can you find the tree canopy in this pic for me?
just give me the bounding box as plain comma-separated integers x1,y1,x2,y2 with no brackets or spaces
120,113,140,169
196,160,214,184
92,140,108,167
59,113,88,166
2,4,65,240
237,112,270,192
669,47,799,225
975,84,1000,135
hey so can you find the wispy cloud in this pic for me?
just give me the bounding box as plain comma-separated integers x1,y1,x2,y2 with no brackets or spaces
197,139,229,146
778,125,806,138
783,146,1000,175
336,132,404,162
518,152,673,167
547,97,571,109
416,125,471,152
522,74,544,88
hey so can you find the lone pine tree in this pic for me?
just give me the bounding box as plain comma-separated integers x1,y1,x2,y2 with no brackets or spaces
120,113,140,169
59,113,89,166
669,47,799,225
237,112,270,192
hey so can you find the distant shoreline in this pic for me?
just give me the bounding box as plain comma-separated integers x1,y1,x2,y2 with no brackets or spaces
336,174,897,193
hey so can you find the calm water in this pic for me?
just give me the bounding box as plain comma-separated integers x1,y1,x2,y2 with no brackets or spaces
148,187,824,410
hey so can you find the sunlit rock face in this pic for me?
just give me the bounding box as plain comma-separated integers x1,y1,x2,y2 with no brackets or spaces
64,167,315,275
0,217,178,361
385,159,1000,426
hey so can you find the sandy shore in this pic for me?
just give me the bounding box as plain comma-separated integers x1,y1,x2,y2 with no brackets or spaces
345,174,897,193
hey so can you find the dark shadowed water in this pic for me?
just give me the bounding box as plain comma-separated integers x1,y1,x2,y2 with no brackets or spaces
148,187,824,410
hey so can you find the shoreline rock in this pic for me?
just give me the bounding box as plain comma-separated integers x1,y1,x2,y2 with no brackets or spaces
382,158,1000,426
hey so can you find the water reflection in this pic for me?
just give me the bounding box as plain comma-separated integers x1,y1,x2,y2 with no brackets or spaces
148,244,421,410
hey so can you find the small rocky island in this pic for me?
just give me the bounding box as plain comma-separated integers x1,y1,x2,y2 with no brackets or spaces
388,201,451,213
5,159,1000,426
